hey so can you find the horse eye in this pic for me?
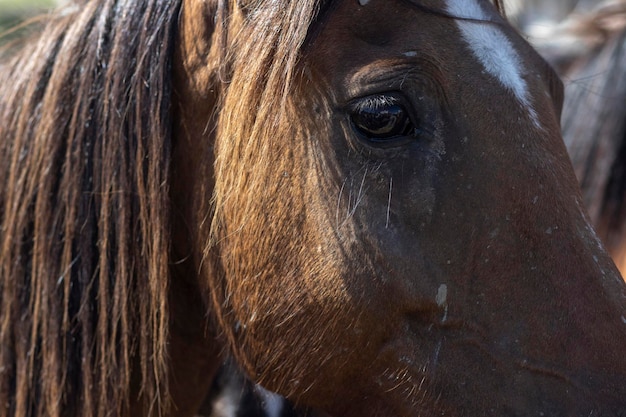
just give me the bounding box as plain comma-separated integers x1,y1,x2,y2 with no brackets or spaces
349,96,415,142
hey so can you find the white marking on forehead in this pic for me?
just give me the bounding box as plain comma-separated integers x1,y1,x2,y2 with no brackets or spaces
444,0,541,129
358,0,371,5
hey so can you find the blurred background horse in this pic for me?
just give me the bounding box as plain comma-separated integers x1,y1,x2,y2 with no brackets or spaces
512,0,626,276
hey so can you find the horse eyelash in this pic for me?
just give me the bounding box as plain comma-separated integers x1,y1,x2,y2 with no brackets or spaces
351,94,402,112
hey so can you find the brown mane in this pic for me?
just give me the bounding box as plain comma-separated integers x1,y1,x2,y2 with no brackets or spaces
0,1,509,416
0,1,179,415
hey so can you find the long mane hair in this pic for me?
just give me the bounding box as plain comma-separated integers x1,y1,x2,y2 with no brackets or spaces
0,1,179,415
0,1,507,416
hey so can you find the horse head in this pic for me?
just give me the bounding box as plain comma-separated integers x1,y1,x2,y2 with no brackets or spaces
173,0,626,415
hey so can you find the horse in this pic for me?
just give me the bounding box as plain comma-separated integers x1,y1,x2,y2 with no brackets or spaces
1,1,625,416
532,0,626,277
207,3,626,415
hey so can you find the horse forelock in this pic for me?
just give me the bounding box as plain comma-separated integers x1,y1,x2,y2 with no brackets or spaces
204,0,327,384
0,1,181,416
210,0,325,236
